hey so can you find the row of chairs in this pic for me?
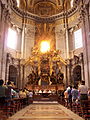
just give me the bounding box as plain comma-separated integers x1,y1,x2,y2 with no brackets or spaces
0,97,33,120
58,97,90,120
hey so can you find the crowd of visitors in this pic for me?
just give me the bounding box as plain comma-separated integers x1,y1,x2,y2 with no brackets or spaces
57,81,90,119
63,81,90,107
0,78,90,119
0,79,33,105
0,78,90,105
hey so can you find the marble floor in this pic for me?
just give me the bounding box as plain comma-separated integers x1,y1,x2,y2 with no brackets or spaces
7,101,84,120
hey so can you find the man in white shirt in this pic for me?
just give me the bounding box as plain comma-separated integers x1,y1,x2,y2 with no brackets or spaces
78,81,88,100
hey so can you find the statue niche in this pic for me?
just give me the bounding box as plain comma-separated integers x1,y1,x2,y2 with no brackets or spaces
73,65,81,85
8,65,18,85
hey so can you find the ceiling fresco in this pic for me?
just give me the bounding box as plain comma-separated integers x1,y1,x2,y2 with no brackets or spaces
17,0,72,17
11,0,79,22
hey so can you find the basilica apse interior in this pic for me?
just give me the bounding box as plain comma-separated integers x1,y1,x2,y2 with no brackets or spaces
0,1,90,120
0,0,90,90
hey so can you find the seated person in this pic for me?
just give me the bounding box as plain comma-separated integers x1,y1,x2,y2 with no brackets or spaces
88,88,90,99
0,79,7,104
28,90,33,98
19,89,27,98
6,81,14,99
35,90,38,95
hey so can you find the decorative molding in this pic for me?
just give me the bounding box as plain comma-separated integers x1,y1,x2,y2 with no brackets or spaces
66,53,83,67
5,53,23,85
0,0,11,22
10,0,79,22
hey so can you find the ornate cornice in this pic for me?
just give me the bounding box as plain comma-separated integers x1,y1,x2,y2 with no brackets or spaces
0,0,11,22
10,0,80,22
78,0,89,23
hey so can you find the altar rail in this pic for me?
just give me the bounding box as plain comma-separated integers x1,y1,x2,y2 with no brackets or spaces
26,84,65,91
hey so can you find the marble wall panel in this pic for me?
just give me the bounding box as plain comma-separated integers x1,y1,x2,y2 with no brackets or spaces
24,24,35,59
55,25,66,59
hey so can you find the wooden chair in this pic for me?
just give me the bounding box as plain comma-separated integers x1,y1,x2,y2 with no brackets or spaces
80,100,90,120
0,110,7,120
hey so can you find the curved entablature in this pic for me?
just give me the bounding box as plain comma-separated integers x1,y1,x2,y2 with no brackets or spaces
10,0,80,22
33,0,57,6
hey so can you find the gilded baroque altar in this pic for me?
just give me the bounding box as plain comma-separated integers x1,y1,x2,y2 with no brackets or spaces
25,47,66,86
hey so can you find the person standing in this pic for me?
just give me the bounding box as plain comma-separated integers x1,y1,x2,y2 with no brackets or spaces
78,81,88,100
71,86,79,102
0,79,7,105
78,81,88,114
67,85,72,108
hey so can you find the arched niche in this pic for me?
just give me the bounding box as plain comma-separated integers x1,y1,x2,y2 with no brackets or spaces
8,65,18,85
5,53,20,88
73,65,81,85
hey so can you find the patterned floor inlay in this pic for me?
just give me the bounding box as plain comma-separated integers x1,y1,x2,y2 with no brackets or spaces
7,102,84,120
18,119,73,120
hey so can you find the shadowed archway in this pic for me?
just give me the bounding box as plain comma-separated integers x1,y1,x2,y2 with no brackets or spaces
8,65,18,85
73,65,81,85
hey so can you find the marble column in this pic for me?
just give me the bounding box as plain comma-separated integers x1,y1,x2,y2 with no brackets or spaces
80,0,90,87
79,53,85,81
24,24,35,59
0,2,10,81
21,22,26,59
65,65,68,87
65,28,69,59
66,59,72,86
22,65,25,89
